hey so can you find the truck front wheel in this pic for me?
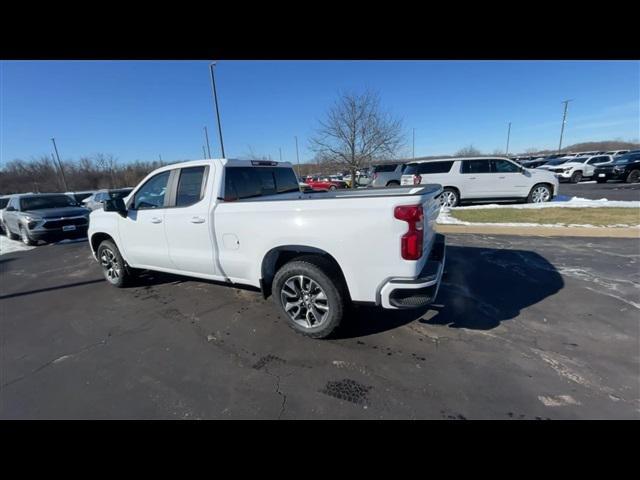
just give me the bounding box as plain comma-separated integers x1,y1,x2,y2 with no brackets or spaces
272,256,345,339
97,240,134,288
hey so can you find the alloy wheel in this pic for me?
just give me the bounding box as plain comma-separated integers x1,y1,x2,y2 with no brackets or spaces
100,248,121,282
280,275,329,329
531,186,550,203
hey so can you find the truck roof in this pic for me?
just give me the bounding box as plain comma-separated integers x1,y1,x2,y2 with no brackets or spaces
151,158,294,174
406,156,516,164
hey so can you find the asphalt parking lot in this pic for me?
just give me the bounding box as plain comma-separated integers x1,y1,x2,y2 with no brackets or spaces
559,181,640,201
1,234,638,419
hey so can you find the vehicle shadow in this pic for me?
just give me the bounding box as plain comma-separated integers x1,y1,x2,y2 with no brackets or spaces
334,245,564,339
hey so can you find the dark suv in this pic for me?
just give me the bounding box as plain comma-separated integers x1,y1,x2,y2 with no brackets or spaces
593,152,640,183
2,193,91,246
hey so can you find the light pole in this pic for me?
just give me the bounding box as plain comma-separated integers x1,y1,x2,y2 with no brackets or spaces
294,136,300,176
558,99,573,153
279,147,282,162
412,128,415,160
505,122,511,156
203,126,212,159
209,62,226,158
50,137,69,191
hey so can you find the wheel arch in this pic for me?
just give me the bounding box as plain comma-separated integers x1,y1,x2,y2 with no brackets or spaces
260,245,349,300
90,232,117,256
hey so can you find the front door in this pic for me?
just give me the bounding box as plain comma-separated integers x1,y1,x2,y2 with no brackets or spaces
491,159,527,196
118,170,173,269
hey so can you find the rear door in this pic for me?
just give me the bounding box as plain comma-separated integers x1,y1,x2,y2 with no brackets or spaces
163,165,218,276
119,170,173,269
458,159,493,198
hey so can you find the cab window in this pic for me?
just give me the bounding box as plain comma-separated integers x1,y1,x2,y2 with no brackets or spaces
176,167,207,207
133,171,171,210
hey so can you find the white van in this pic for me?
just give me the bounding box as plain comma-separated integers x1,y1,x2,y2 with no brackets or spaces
400,157,559,207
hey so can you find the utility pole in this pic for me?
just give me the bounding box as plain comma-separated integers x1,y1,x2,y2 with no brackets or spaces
294,136,301,176
50,138,69,191
412,128,415,160
159,154,162,163
203,126,212,159
558,99,573,153
279,147,282,162
505,122,512,156
208,62,225,158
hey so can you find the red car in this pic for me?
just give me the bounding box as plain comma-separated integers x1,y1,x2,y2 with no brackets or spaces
304,176,346,191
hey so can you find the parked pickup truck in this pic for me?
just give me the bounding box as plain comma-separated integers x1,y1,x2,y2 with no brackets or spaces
88,159,446,338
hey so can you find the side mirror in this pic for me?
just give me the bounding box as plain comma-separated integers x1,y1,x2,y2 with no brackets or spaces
104,198,127,217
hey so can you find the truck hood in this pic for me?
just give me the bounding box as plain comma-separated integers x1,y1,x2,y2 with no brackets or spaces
23,207,90,219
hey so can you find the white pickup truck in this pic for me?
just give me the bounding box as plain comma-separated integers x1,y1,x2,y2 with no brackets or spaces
88,159,446,338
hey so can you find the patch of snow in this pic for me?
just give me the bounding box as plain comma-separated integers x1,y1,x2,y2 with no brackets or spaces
0,235,35,255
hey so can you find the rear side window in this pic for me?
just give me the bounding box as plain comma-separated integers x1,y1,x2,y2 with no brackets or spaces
405,161,454,175
0,198,9,209
373,164,398,173
461,160,491,174
224,167,300,201
176,166,207,207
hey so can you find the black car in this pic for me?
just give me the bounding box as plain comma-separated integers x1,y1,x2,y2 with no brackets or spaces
2,193,91,245
593,152,640,183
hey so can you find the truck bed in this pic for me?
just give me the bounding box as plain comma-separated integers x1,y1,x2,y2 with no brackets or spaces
232,185,443,203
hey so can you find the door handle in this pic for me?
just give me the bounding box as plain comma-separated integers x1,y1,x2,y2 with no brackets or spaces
499,176,506,179
468,176,477,180
190,216,205,224
150,217,162,224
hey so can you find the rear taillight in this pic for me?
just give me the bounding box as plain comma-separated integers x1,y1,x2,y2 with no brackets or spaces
394,205,424,260
413,174,422,185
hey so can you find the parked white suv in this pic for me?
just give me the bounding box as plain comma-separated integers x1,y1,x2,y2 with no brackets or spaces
538,155,613,183
400,157,559,207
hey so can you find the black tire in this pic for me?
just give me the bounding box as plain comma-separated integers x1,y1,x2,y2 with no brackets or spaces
596,179,607,183
272,255,346,339
6,225,19,240
19,225,36,246
439,187,459,208
97,240,134,288
329,185,337,191
527,183,552,203
386,181,400,187
626,170,640,183
0,221,5,236
570,171,582,183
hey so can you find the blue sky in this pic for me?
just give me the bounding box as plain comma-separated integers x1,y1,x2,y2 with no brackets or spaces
1,60,638,165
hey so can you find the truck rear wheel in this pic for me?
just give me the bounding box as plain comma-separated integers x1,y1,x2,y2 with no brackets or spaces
272,256,345,339
97,240,134,288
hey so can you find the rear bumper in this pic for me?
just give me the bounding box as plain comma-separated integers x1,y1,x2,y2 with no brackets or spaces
378,234,446,309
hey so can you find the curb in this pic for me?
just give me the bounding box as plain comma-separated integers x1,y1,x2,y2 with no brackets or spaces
436,224,640,238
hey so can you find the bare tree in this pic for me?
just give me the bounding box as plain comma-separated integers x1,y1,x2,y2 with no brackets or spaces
455,145,482,157
310,90,404,188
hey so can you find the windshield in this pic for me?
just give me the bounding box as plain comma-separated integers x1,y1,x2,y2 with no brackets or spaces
20,195,77,210
545,158,570,166
613,154,640,164
111,189,133,200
